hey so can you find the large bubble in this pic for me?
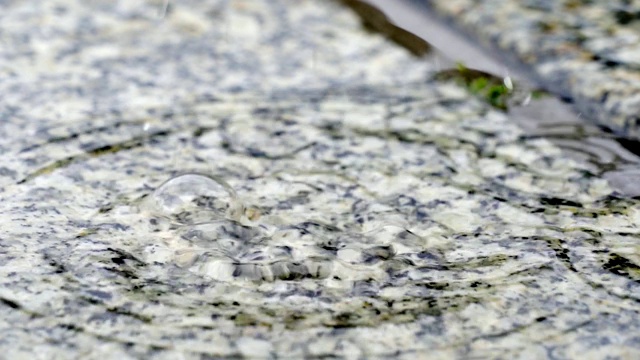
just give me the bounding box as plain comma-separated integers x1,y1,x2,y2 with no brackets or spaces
141,173,244,224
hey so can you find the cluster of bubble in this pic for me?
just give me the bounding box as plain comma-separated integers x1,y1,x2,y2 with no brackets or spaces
138,173,431,284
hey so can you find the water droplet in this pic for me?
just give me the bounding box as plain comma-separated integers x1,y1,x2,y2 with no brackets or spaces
503,76,513,91
179,220,266,246
141,173,243,224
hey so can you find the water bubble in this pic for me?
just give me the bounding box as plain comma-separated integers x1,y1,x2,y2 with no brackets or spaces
136,175,438,286
141,173,243,224
179,220,266,248
188,256,333,283
173,221,417,283
172,217,335,282
364,225,424,247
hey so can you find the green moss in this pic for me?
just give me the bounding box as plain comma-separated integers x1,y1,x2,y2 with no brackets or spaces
432,63,553,110
530,89,550,99
433,63,512,110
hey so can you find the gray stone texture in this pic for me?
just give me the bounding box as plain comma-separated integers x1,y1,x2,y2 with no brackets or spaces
0,0,639,359
421,0,640,138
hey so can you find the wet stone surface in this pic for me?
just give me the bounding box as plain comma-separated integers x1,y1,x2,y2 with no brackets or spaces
421,0,640,140
0,0,640,359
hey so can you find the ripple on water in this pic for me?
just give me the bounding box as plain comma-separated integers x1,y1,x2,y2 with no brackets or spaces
136,173,445,286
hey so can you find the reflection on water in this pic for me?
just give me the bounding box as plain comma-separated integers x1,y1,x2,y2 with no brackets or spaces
511,96,640,197
352,0,640,198
432,65,640,197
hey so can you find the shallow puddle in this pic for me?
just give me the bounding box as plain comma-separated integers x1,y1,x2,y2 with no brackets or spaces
67,84,640,345
2,0,640,357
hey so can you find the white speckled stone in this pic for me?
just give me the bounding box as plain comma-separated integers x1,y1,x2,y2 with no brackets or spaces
421,0,640,139
0,0,639,359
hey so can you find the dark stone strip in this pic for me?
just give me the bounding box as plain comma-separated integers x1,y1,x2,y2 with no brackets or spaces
340,0,432,57
17,130,172,184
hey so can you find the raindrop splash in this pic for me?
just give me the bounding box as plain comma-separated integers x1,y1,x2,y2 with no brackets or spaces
136,174,437,285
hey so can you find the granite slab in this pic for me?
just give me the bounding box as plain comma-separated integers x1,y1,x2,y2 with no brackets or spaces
0,0,639,359
418,0,640,139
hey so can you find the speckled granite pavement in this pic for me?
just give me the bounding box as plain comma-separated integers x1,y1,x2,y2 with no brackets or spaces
1,0,640,359
419,0,640,139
